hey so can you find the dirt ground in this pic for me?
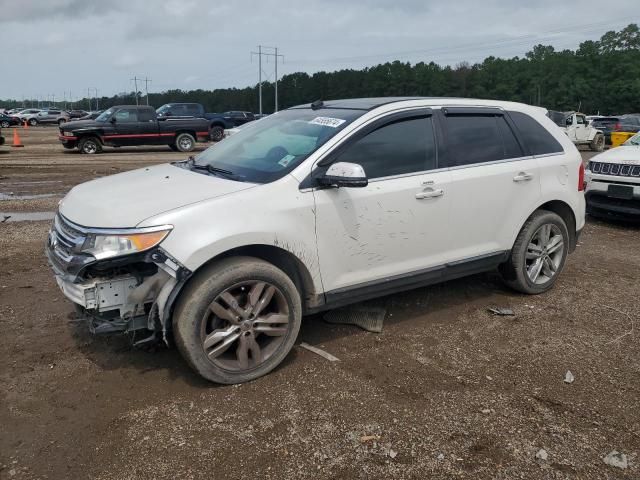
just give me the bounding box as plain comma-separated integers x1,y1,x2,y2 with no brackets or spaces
1,127,639,479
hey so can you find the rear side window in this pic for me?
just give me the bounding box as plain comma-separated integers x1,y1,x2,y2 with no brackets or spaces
138,109,155,122
509,111,563,156
337,116,436,179
444,115,522,166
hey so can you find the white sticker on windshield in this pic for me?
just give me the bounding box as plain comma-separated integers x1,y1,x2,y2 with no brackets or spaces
278,154,296,167
308,116,347,128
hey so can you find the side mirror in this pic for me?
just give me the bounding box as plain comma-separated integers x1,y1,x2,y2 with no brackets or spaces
109,117,116,124
317,162,368,188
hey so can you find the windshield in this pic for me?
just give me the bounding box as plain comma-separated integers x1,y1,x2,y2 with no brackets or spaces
623,132,640,146
95,108,115,122
156,105,170,115
192,108,364,183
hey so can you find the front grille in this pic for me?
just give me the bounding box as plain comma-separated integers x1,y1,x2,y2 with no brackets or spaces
51,214,86,258
589,161,640,178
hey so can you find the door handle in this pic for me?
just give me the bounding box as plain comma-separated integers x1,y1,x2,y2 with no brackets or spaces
513,172,534,182
416,188,444,200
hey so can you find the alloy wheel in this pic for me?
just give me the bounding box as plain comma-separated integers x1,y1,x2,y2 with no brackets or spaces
525,223,564,285
201,281,291,371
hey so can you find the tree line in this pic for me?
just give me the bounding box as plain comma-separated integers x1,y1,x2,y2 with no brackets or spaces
3,24,638,115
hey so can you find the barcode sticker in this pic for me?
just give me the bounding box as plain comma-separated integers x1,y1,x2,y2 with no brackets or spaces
308,117,347,128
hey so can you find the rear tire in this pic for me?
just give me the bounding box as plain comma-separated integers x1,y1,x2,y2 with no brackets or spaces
210,125,224,142
78,137,102,154
175,133,195,152
173,257,302,384
499,210,569,294
590,133,605,152
0,121,9,128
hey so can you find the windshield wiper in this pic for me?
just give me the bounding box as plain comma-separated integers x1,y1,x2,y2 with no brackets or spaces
184,156,242,180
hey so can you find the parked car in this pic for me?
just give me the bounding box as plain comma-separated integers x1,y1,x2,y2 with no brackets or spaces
14,108,42,120
58,105,211,153
548,111,605,151
0,113,22,128
46,97,585,384
585,131,640,220
66,109,89,119
24,109,70,126
78,110,104,120
156,103,255,141
592,115,640,144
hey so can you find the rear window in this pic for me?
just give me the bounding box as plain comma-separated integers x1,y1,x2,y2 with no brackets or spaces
509,111,563,156
443,114,523,166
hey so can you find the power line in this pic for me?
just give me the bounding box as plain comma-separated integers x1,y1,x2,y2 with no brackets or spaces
251,45,284,114
286,16,631,67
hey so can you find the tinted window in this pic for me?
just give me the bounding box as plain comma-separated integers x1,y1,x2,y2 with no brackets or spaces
138,109,155,122
337,116,435,179
115,109,138,122
170,105,186,115
444,115,504,166
185,104,201,115
509,111,563,156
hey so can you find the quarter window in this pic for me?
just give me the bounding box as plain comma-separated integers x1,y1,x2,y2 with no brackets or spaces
444,115,522,166
509,111,563,156
336,116,436,179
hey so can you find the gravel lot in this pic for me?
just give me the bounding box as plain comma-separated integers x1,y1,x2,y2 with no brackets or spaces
1,127,638,479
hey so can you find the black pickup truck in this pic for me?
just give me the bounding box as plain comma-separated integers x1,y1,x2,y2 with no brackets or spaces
156,103,255,141
58,105,211,154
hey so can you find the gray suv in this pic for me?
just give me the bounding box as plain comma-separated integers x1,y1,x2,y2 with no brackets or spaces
25,109,70,126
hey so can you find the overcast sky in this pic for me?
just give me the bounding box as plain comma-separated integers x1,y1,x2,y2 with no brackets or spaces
0,0,635,102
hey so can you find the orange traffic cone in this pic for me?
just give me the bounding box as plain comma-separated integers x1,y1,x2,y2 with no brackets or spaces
12,128,24,148
23,119,28,129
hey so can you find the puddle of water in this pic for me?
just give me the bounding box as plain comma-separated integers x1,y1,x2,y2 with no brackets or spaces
0,192,59,201
1,211,56,222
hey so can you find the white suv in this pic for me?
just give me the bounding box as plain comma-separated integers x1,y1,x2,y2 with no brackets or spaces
46,97,586,384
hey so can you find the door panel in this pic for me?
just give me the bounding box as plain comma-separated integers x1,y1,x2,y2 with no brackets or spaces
312,113,452,292
440,111,541,259
313,171,452,291
446,159,540,259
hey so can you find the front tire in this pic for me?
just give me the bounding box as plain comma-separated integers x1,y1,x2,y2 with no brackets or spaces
28,118,38,126
173,257,302,384
175,133,195,152
78,137,102,154
590,133,605,152
210,125,224,142
500,210,569,294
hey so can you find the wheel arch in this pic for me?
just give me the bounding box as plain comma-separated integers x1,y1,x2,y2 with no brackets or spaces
517,200,578,253
172,244,321,318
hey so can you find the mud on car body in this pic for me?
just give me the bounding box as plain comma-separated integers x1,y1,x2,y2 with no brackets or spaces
46,97,585,384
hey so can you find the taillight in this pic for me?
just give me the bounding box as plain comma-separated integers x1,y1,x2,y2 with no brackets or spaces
614,122,622,131
578,162,585,191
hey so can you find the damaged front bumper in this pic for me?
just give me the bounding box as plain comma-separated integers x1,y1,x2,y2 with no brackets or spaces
45,213,190,343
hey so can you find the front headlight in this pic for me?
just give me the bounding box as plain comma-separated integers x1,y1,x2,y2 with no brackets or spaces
64,131,74,137
81,227,172,260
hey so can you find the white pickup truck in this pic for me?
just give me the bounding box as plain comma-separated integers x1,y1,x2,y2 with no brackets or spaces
548,111,605,152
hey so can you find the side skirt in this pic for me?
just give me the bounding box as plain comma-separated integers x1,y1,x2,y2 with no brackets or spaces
309,251,510,313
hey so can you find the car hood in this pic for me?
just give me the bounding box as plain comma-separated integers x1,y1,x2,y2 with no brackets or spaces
59,163,256,228
590,145,640,165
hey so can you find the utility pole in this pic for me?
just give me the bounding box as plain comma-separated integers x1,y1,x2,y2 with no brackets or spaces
143,77,152,105
251,46,284,114
93,88,99,110
87,88,91,110
131,76,140,105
